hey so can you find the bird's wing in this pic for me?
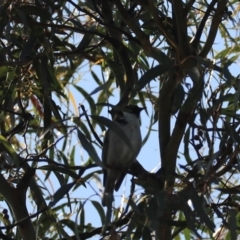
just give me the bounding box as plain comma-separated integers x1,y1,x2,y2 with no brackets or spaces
102,129,110,187
114,172,126,191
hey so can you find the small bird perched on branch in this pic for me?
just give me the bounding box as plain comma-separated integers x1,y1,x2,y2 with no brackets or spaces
102,105,144,207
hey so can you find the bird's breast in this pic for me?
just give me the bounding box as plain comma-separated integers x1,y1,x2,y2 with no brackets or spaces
105,119,142,168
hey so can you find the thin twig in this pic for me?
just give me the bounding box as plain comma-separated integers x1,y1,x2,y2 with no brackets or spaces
80,105,103,146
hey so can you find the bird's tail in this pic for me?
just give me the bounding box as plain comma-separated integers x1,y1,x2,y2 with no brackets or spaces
102,173,116,234
102,176,115,207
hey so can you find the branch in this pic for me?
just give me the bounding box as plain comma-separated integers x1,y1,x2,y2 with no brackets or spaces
199,0,228,58
0,173,36,240
62,211,134,240
162,76,204,186
147,1,178,50
101,0,138,106
190,0,218,51
113,0,149,44
158,71,178,165
80,105,103,146
172,0,191,57
183,0,196,18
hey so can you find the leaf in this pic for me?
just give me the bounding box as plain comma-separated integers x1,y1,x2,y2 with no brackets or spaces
223,121,240,144
142,114,154,147
77,25,96,49
79,201,85,229
106,59,124,89
190,187,215,232
183,127,192,163
150,47,172,64
77,128,103,167
91,70,102,85
215,45,240,59
182,203,202,238
0,135,19,167
138,64,174,90
49,181,76,207
15,9,28,29
75,202,85,240
74,85,96,115
39,165,79,179
183,227,191,240
90,80,112,96
91,200,105,225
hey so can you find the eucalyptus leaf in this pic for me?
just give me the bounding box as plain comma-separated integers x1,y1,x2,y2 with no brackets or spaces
49,181,75,207
77,129,103,167
138,64,174,90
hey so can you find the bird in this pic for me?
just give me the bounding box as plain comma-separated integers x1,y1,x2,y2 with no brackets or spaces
102,105,144,207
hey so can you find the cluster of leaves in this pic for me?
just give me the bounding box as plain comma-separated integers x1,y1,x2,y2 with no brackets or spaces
0,0,240,239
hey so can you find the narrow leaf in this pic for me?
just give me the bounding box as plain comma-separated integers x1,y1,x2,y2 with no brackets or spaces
77,25,96,49
138,64,174,90
49,181,75,207
0,135,19,167
91,200,105,225
77,129,103,167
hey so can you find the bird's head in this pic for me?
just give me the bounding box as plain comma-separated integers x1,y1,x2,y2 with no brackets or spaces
124,105,145,118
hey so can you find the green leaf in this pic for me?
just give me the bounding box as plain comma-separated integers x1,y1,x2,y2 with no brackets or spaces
150,47,172,64
90,80,112,96
77,25,96,50
77,128,103,167
183,127,192,163
190,188,215,232
0,135,19,167
215,45,240,59
91,200,105,225
49,181,76,207
106,59,124,89
142,114,154,147
138,64,174,90
39,165,79,179
74,85,96,115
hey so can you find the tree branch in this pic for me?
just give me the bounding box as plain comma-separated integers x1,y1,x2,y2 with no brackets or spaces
172,0,191,57
199,0,228,57
190,0,218,51
147,1,178,50
0,173,36,240
99,1,140,106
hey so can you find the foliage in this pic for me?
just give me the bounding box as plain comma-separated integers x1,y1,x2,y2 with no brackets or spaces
0,0,239,239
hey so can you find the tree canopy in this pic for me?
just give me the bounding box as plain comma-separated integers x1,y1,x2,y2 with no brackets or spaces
0,0,240,239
